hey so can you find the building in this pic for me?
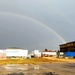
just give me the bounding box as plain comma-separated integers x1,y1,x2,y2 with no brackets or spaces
32,50,41,58
42,50,57,57
0,47,28,59
60,44,67,52
0,50,6,59
60,41,75,52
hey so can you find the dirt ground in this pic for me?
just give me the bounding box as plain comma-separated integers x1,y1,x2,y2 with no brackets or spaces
43,57,75,63
0,57,75,75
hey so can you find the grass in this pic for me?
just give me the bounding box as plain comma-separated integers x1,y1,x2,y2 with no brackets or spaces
1,57,71,65
0,57,51,65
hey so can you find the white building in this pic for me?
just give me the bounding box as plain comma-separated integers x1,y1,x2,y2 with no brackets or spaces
0,47,28,59
42,52,57,57
0,50,6,59
33,50,41,57
5,50,28,58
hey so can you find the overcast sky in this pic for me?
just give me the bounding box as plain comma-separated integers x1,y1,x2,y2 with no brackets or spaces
0,0,75,51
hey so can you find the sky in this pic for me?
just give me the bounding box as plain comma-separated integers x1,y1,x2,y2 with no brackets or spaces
0,0,75,51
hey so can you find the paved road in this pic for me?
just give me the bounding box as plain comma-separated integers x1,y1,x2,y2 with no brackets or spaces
0,63,75,75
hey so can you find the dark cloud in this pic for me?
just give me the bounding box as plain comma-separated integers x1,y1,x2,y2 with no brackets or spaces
0,0,75,50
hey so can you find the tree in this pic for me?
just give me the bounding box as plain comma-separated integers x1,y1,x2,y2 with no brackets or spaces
45,49,48,52
57,50,60,58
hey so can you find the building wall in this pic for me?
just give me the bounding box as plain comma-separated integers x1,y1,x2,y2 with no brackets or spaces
5,49,28,57
42,52,57,57
0,49,28,58
34,50,39,54
60,41,75,52
60,44,67,52
65,52,75,57
0,50,6,59
32,50,41,57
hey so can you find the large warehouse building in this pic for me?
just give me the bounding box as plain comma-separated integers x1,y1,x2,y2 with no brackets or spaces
0,47,28,59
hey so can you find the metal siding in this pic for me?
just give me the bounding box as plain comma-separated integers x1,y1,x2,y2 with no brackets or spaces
65,52,75,57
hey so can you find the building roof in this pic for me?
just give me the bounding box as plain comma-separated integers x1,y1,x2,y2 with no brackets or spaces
6,47,22,49
43,50,56,52
66,41,75,44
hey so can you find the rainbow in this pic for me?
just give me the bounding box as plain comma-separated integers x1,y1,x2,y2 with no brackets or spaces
0,12,66,43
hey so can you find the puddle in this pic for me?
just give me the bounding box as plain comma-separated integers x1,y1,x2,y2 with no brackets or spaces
2,64,50,75
34,65,40,70
4,64,29,71
4,64,41,71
